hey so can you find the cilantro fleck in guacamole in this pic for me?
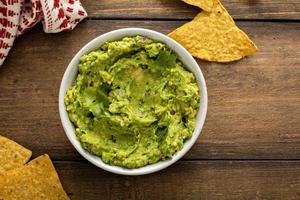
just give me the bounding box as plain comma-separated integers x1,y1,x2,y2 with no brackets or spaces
65,36,200,168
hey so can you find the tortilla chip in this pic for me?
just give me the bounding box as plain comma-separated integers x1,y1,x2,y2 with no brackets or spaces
169,0,257,62
0,135,32,172
0,154,70,200
181,0,214,12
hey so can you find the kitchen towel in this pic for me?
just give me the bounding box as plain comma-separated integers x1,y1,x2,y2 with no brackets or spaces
0,0,87,66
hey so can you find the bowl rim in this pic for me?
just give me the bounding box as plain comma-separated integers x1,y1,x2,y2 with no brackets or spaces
59,28,208,175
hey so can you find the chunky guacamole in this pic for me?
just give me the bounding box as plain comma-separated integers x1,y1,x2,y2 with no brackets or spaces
65,36,200,168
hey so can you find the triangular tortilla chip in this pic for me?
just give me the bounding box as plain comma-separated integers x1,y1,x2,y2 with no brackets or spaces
182,0,214,12
0,154,70,200
0,135,32,172
169,0,257,62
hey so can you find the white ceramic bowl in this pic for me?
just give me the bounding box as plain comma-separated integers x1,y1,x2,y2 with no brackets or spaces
59,28,208,175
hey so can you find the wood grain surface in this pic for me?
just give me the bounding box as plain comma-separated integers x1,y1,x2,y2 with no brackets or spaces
82,0,300,20
1,21,299,160
55,160,300,200
0,0,300,199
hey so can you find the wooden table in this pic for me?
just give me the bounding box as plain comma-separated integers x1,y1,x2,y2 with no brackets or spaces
1,0,300,199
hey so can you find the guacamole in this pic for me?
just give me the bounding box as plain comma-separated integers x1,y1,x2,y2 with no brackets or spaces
65,36,200,168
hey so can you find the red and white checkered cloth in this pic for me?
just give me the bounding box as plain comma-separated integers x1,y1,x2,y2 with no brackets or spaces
0,0,87,66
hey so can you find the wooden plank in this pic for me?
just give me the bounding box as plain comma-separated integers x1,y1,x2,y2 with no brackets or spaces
82,0,300,20
55,160,300,200
0,20,300,160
